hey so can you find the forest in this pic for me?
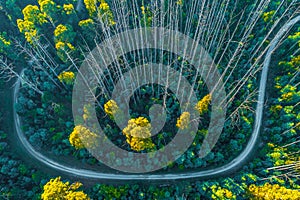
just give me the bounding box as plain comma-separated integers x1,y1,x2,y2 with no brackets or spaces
0,0,299,199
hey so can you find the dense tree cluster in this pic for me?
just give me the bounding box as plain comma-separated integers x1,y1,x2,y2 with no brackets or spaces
8,0,289,171
0,0,300,199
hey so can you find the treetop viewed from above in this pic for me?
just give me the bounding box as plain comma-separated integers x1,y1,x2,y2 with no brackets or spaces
0,0,299,199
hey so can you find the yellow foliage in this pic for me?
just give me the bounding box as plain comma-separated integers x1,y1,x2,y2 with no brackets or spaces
291,55,300,66
0,33,11,53
123,117,155,151
195,94,211,115
99,2,109,10
141,6,145,15
17,4,47,44
83,0,115,25
24,29,38,44
123,117,151,138
270,152,281,160
132,117,151,128
84,0,97,16
54,24,68,37
176,112,190,129
39,0,55,12
270,105,282,114
288,31,300,41
22,5,39,21
104,100,119,117
41,177,90,200
176,0,183,6
54,24,75,53
55,41,65,50
63,4,74,15
55,42,75,51
279,85,298,102
140,5,153,27
69,125,98,149
267,143,275,148
98,1,116,26
79,19,94,27
248,183,300,200
83,104,92,121
0,34,11,46
69,126,85,149
17,19,35,33
57,71,75,85
66,43,75,50
281,92,293,101
65,191,90,199
211,185,236,200
262,10,275,22
22,5,46,24
125,136,155,152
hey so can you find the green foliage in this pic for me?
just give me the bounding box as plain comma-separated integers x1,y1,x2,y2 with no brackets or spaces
97,184,129,199
2,0,22,21
18,164,28,175
259,22,300,194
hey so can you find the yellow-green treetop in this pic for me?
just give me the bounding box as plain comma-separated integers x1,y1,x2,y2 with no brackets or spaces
122,117,155,151
176,112,190,130
195,94,211,115
41,177,90,200
84,0,115,26
57,71,75,85
104,100,119,118
248,183,300,200
69,125,98,150
211,185,236,200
